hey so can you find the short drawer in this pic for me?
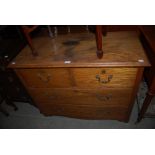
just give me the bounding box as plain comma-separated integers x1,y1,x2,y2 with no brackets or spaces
17,68,71,88
37,103,129,121
71,68,137,88
28,88,133,108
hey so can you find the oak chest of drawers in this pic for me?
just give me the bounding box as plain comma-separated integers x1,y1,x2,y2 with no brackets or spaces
9,31,150,122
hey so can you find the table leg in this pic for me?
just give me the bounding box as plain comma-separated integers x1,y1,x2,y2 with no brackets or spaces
21,26,38,56
95,25,103,59
5,96,18,111
137,91,154,122
0,105,9,116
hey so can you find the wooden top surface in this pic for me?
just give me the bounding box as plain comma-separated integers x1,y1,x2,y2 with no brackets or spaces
9,31,150,68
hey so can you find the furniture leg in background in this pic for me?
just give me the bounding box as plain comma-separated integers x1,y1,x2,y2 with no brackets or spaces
0,88,18,116
21,26,39,56
5,96,18,111
0,107,9,116
95,25,103,59
21,25,55,56
0,92,9,116
137,26,155,122
137,79,155,122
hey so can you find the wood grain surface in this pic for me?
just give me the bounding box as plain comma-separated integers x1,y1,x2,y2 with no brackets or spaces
28,88,132,108
16,68,137,88
9,31,150,68
9,31,149,121
37,103,128,121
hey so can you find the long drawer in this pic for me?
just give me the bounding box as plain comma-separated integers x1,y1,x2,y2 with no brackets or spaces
28,88,133,108
37,103,129,121
17,68,137,88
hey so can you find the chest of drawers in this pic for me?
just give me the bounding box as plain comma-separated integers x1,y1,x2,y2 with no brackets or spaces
9,31,150,122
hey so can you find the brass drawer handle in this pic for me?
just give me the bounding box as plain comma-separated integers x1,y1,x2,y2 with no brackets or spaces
96,94,112,101
96,70,113,84
37,73,51,83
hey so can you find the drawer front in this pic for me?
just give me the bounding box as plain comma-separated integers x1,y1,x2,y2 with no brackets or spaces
17,68,71,88
72,68,137,88
17,68,137,89
28,88,132,108
38,103,128,121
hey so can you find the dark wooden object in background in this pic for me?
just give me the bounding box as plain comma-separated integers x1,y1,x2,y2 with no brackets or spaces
0,87,18,116
107,25,137,32
95,25,104,59
21,26,38,56
0,88,9,116
102,26,107,36
137,26,155,122
0,26,32,116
